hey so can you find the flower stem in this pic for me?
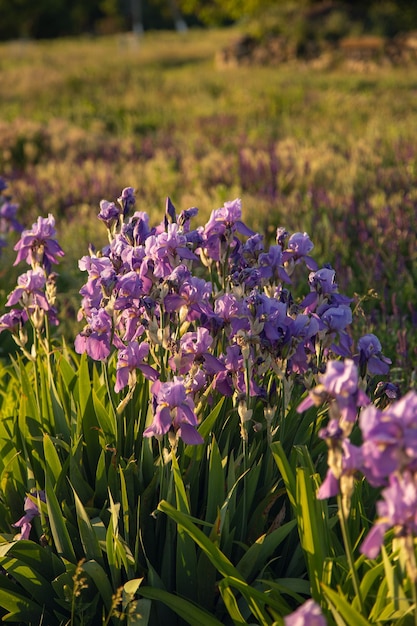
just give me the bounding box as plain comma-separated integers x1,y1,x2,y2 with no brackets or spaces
337,493,364,615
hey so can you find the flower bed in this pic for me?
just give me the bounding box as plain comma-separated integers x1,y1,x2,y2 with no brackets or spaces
0,177,415,625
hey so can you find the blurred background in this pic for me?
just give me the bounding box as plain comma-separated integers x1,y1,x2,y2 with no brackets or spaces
0,0,417,40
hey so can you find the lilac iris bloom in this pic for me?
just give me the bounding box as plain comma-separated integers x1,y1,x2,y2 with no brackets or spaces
170,327,224,375
115,341,159,392
214,293,250,337
361,471,417,559
210,198,254,237
164,269,213,321
357,333,391,376
298,359,369,426
118,186,136,218
359,391,417,486
14,214,64,272
284,598,327,626
13,491,46,541
143,377,203,444
144,224,197,278
98,199,120,229
282,232,318,271
6,267,50,311
317,439,363,500
0,309,28,334
74,308,113,360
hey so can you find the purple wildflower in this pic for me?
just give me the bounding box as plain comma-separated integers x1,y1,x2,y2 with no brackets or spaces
359,391,417,486
284,598,327,626
0,309,28,334
298,360,369,429
361,471,417,559
170,327,224,376
282,232,318,272
115,341,159,392
14,214,64,272
118,186,136,218
74,308,113,361
6,267,50,311
356,333,391,376
143,377,203,445
13,491,46,541
98,199,120,229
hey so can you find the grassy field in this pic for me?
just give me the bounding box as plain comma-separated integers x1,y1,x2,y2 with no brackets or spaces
0,28,416,382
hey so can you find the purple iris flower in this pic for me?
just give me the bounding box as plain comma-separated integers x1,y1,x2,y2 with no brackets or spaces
210,198,254,237
356,333,391,376
320,305,352,333
6,267,50,311
14,214,64,272
213,344,263,398
214,293,250,337
284,598,327,626
298,359,369,426
164,269,213,321
13,491,46,541
288,314,320,374
178,207,198,232
317,439,363,500
115,341,159,392
0,309,28,334
98,199,120,229
258,244,291,284
144,224,197,278
74,308,113,361
361,471,417,559
170,327,224,375
114,271,144,308
118,186,136,218
282,232,318,271
359,391,417,486
143,377,203,445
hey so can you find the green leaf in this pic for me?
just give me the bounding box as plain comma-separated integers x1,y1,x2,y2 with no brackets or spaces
81,559,114,613
236,520,297,582
92,388,117,443
172,454,198,603
0,556,56,612
70,483,104,564
45,472,76,562
43,433,63,485
270,441,296,510
0,587,44,623
295,466,330,603
139,586,224,626
217,582,247,625
322,584,372,626
158,499,241,581
206,436,224,528
186,397,225,460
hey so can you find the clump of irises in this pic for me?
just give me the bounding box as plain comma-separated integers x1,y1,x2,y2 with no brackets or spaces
72,189,373,449
1,184,409,624
0,181,64,356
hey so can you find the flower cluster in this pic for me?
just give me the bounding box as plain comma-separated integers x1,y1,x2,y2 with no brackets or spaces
297,354,417,562
0,210,64,350
74,190,358,447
